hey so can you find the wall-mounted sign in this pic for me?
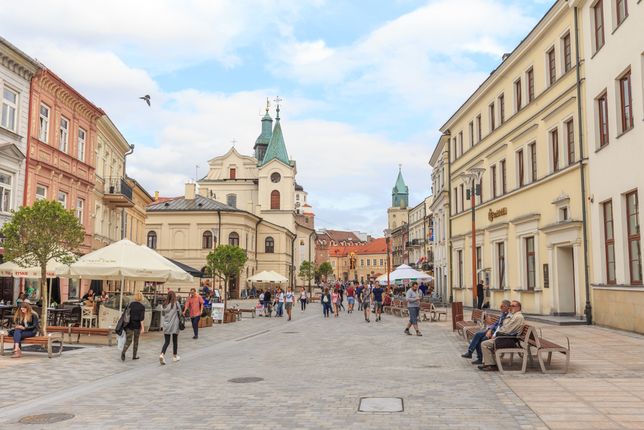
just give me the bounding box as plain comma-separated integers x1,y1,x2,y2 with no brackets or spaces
488,207,508,222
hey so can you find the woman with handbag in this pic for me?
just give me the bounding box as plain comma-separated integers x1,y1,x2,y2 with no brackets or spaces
160,290,182,365
121,292,145,361
10,302,40,358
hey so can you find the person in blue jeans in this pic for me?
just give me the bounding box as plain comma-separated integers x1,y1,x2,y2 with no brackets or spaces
461,300,510,365
275,287,284,317
321,287,332,318
10,302,40,358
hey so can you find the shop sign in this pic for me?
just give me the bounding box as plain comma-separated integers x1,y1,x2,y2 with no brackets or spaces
488,207,508,222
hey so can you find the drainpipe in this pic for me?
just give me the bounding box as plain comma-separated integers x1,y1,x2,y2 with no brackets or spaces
291,235,296,289
22,76,36,206
121,144,135,240
574,6,592,325
308,230,316,294
446,132,453,303
255,218,261,274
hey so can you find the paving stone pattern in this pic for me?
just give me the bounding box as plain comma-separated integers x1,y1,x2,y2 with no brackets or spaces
1,305,644,429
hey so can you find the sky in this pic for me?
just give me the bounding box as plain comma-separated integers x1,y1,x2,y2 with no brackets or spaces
1,0,553,236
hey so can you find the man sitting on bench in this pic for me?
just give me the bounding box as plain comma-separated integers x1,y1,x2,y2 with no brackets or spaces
479,300,525,372
461,300,510,365
10,302,40,358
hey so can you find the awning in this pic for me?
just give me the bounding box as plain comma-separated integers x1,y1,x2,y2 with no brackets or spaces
165,258,203,278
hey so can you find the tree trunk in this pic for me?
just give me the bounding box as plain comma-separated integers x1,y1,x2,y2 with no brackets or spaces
223,276,228,314
40,265,48,335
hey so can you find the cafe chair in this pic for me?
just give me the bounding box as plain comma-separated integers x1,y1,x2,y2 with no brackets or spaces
80,305,97,329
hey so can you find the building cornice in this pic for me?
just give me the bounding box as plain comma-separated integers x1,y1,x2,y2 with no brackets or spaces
0,37,41,80
34,70,104,122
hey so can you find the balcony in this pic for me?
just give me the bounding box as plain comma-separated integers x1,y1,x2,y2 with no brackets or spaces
103,177,134,208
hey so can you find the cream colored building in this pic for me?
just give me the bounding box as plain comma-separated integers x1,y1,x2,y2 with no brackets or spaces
443,0,589,317
408,196,433,270
578,0,643,331
328,238,388,284
430,136,451,301
125,176,153,245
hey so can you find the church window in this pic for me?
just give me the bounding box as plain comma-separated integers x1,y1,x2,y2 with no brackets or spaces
271,190,280,210
202,231,213,249
271,172,281,183
265,237,274,253
226,194,237,208
228,232,240,247
147,231,157,249
229,168,236,179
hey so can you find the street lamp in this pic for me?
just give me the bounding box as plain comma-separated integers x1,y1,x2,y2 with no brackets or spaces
460,167,485,307
384,228,391,289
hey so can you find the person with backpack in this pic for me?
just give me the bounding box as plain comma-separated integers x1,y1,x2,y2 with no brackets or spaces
263,289,272,317
160,290,182,365
121,292,145,361
321,286,332,318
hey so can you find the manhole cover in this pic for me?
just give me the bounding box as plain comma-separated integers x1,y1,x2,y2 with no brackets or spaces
19,413,75,424
228,377,264,384
358,397,404,413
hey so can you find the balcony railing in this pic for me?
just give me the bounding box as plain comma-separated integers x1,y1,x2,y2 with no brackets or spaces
104,177,134,207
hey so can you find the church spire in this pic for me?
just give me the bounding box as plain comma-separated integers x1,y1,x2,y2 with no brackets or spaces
254,98,273,162
261,97,290,166
392,165,409,208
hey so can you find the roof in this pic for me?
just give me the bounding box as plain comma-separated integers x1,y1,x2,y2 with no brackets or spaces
254,111,273,148
295,183,304,191
147,195,239,212
261,118,290,166
328,238,387,257
317,230,362,243
393,168,408,195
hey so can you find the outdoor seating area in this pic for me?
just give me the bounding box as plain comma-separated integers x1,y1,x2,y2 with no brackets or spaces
0,331,63,358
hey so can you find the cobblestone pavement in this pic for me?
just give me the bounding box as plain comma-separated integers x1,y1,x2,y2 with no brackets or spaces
1,304,644,429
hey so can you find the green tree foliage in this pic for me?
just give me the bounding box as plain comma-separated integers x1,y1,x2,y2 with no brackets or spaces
317,261,333,282
298,260,315,291
1,200,84,333
206,245,247,311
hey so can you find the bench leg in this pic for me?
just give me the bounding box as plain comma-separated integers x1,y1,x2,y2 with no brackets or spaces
47,338,52,359
0,334,4,356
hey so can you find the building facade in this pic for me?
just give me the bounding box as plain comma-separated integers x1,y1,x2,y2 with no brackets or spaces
328,238,387,284
430,136,451,302
408,196,433,270
580,0,643,331
387,168,409,267
124,177,153,245
443,1,589,317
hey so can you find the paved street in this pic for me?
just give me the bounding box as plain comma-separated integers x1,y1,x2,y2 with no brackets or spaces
2,305,644,429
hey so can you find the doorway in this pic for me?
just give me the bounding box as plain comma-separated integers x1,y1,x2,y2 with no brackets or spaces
555,246,576,315
228,274,238,299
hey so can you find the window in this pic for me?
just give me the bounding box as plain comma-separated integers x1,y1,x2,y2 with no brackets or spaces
229,168,236,179
489,102,495,131
566,120,575,165
616,0,628,26
373,259,377,266
497,242,505,289
500,159,507,195
560,206,569,221
35,185,47,201
76,198,84,223
626,191,641,284
366,259,370,266
476,115,482,142
619,71,633,132
478,177,483,204
265,236,274,253
460,184,465,211
603,200,616,284
476,246,482,274
593,0,605,51
270,190,280,210
514,78,522,112
529,142,537,183
525,236,536,290
491,165,497,198
226,193,237,208
380,259,384,266
469,121,474,146
563,33,572,73
457,250,463,288
39,104,50,142
517,149,524,188
547,48,556,86
59,116,69,153
228,232,240,247
147,231,157,249
498,94,505,125
1,87,17,131
527,67,535,102
453,187,458,213
0,172,12,213
57,191,67,209
202,231,213,249
77,128,86,161
271,172,281,183
598,92,609,147
551,129,559,172
459,131,463,154
360,259,364,267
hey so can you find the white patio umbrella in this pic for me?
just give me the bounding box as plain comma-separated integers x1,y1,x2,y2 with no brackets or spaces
377,264,433,286
56,239,193,311
247,270,288,283
0,259,69,278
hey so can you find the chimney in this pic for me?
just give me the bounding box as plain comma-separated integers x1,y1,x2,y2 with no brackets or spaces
154,191,159,201
185,182,196,200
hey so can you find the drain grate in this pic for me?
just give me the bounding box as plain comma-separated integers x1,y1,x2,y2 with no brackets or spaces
19,413,75,424
228,377,264,384
358,397,404,413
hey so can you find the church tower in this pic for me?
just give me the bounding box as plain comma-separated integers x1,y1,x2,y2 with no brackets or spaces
387,166,409,230
253,98,273,163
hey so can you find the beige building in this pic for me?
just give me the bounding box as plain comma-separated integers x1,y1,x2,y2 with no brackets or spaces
579,0,643,331
430,137,451,301
328,238,388,284
443,0,589,317
408,196,433,270
125,176,153,245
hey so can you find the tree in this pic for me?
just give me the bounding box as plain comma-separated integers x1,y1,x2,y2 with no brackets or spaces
205,245,247,312
298,260,316,293
1,200,84,334
317,261,333,283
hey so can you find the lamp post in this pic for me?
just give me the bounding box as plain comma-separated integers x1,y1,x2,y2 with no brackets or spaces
460,168,485,307
384,229,391,289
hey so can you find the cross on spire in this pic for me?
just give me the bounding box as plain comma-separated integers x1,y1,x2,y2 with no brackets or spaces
231,138,237,147
274,96,282,120
265,97,270,114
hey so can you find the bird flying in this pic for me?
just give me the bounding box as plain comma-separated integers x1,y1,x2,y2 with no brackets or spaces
139,95,151,106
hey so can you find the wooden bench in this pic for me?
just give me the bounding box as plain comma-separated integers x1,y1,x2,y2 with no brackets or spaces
0,331,64,358
430,303,448,322
493,325,534,374
528,328,571,374
237,309,256,319
464,314,500,341
455,309,484,337
47,325,115,346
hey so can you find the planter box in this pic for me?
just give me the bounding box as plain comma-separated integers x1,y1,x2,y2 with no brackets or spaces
198,316,213,328
224,311,237,324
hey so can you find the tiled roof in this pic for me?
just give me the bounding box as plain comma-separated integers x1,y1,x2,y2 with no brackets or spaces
328,238,387,257
318,230,361,243
147,195,239,212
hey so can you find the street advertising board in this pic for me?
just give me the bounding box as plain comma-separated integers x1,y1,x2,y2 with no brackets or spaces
212,303,225,321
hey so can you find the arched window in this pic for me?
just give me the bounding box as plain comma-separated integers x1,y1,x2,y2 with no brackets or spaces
229,232,239,246
147,231,157,249
265,237,274,253
270,190,280,210
202,231,213,249
226,193,237,208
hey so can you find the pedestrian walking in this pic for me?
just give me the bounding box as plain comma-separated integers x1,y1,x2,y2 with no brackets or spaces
372,283,384,322
321,287,332,318
285,287,295,321
475,281,484,310
338,285,345,311
356,284,364,311
362,284,372,322
263,289,272,317
9,302,39,358
121,292,145,361
160,290,181,365
276,287,285,317
404,282,422,336
332,288,340,317
299,287,307,311
184,288,204,339
346,283,355,313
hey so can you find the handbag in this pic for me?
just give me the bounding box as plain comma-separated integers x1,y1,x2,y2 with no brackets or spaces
177,305,186,331
115,304,131,336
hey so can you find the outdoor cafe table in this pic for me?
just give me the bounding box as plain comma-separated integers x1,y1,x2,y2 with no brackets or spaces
47,308,71,326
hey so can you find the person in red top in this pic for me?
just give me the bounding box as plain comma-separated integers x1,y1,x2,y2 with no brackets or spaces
346,283,356,314
184,288,204,339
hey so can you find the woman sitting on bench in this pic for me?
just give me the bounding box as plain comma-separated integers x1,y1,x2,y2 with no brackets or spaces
11,302,40,358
